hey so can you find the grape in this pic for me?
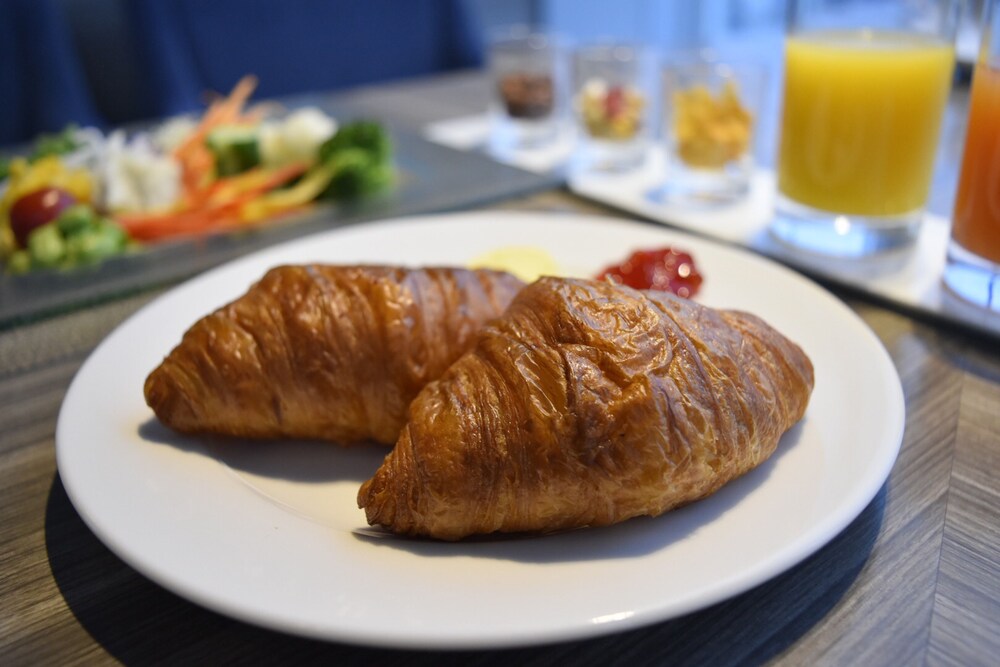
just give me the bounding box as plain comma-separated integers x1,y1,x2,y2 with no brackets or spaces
9,187,77,248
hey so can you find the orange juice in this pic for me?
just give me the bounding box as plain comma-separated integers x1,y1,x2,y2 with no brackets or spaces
778,31,954,216
951,62,1000,265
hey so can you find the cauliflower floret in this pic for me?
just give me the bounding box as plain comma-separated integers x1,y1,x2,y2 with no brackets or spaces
259,107,337,168
99,132,181,214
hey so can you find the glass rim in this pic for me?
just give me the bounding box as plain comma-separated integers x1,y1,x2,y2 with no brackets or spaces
487,25,566,50
661,51,767,80
784,0,964,41
573,42,648,62
978,0,999,65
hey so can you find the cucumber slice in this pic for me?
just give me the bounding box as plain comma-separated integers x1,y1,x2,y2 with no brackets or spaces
206,126,260,177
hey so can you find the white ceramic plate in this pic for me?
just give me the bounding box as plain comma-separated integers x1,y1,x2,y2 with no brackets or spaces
56,212,904,649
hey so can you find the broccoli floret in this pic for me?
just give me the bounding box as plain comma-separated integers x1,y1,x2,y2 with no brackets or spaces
315,121,394,200
319,121,392,164
30,125,81,161
0,125,80,184
320,148,394,200
206,126,260,177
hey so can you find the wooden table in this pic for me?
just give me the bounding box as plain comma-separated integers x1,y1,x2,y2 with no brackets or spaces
2,71,998,665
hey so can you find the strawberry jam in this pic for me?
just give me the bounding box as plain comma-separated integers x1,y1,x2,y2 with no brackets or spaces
595,247,703,298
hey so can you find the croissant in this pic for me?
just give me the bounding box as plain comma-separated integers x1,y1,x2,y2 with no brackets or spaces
358,277,814,540
144,265,524,444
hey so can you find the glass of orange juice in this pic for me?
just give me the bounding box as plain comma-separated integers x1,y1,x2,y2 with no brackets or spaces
770,0,960,257
944,0,1000,310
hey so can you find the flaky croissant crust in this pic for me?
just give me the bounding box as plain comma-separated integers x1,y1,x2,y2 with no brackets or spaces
359,277,815,540
144,265,524,444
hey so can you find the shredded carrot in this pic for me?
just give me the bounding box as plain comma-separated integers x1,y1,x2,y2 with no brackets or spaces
239,164,334,223
173,75,260,197
205,162,308,206
117,162,308,241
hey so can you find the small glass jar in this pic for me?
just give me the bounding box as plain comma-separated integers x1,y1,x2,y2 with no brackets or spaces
654,55,766,207
572,43,653,173
488,28,566,150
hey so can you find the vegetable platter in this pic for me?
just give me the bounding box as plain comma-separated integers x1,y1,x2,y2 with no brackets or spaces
0,77,393,275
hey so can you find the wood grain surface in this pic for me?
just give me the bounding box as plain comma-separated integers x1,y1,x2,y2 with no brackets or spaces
1,72,998,666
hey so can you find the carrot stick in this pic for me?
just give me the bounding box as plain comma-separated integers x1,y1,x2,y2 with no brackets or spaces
117,163,308,241
212,162,308,198
122,204,240,241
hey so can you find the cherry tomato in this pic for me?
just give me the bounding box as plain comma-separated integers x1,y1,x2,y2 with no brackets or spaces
9,187,77,248
595,247,703,298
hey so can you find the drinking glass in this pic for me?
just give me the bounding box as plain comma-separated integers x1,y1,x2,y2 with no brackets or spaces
943,0,1000,310
488,28,565,149
770,0,961,257
572,43,653,172
655,56,766,206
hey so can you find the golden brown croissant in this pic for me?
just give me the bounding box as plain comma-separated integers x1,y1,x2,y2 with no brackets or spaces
144,265,524,444
358,277,814,540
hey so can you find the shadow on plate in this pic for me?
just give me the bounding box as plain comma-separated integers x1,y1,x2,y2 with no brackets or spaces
138,417,387,484
44,469,883,664
352,420,807,563
140,413,808,563
138,415,807,565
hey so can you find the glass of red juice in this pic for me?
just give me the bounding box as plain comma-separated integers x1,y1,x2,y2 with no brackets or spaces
944,0,1000,310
